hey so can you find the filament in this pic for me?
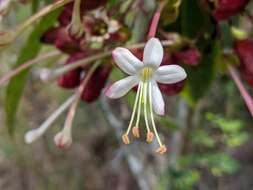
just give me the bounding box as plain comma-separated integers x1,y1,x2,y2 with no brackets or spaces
148,82,163,146
135,82,144,127
126,83,141,135
143,82,151,133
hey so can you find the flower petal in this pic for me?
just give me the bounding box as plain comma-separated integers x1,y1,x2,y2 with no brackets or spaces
151,82,165,115
155,65,187,84
143,38,163,67
105,76,139,99
112,47,143,75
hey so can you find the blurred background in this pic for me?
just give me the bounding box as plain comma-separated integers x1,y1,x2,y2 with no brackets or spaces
0,0,253,189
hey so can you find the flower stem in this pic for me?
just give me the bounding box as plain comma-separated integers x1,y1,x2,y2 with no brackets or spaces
147,1,166,39
63,62,101,131
228,65,253,117
0,51,61,86
68,0,84,38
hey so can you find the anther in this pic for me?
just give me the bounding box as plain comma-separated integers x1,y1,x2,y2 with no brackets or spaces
156,145,167,155
146,132,154,143
122,134,130,144
132,126,140,138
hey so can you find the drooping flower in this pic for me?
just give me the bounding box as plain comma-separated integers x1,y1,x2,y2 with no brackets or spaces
105,38,187,154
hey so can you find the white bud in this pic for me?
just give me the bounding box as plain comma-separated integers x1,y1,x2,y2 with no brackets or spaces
24,129,42,144
54,130,72,149
39,68,52,82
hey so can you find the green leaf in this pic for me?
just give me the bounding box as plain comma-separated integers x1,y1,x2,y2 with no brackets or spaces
180,0,212,38
5,8,61,136
183,41,221,103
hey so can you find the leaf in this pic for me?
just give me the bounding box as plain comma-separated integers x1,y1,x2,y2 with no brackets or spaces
179,0,219,103
5,8,61,136
183,41,221,103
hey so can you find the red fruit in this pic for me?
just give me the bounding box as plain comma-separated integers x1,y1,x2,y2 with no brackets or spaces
81,64,112,102
57,52,86,89
213,0,249,20
234,39,253,89
173,48,201,66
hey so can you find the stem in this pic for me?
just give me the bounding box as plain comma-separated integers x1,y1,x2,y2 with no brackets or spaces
228,65,253,117
68,0,84,37
63,62,101,131
147,1,166,39
0,51,61,86
44,40,174,80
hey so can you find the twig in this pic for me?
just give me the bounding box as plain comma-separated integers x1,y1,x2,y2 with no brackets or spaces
63,62,100,130
228,65,253,117
147,1,166,39
0,51,61,86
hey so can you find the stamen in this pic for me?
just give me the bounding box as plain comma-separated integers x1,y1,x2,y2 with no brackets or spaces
125,83,142,135
156,145,167,155
135,82,144,128
121,83,142,144
132,126,140,138
146,131,154,143
122,133,130,144
144,82,151,134
148,82,167,154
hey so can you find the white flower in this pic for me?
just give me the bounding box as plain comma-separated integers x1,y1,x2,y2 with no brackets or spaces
105,38,187,154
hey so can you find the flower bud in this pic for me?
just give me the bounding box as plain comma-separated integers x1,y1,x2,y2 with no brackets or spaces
234,39,253,89
54,130,72,149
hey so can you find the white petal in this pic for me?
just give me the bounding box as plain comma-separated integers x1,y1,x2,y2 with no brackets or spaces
143,38,163,67
112,47,143,75
155,65,187,84
152,82,165,115
105,76,139,99
156,65,185,75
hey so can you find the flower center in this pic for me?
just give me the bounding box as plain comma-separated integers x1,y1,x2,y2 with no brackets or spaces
140,67,153,82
